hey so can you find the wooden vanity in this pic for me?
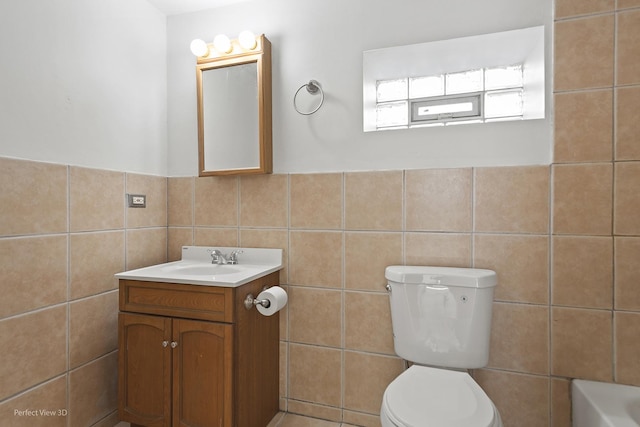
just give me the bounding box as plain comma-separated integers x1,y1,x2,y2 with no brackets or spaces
117,271,280,427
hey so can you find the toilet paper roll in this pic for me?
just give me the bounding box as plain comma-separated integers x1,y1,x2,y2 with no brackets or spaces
256,286,288,316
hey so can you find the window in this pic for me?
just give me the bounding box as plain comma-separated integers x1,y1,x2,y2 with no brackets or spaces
375,64,524,129
363,26,546,132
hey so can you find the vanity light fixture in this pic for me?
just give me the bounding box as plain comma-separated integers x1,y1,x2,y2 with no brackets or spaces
190,39,209,57
190,31,259,58
238,30,257,50
213,34,232,54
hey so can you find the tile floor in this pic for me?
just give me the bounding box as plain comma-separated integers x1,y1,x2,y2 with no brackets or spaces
114,412,362,427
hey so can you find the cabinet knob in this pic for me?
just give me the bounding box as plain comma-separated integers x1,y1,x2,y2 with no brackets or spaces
170,341,178,348
162,340,169,347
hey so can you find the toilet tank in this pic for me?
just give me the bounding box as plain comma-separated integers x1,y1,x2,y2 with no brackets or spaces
386,266,497,369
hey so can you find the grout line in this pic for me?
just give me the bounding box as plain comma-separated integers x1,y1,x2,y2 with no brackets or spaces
471,167,476,267
65,165,71,426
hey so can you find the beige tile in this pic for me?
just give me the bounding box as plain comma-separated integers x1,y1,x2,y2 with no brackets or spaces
68,353,118,427
344,352,403,415
290,173,342,229
488,303,549,375
554,90,613,163
344,232,402,292
279,412,340,426
70,166,124,232
194,175,238,227
405,168,472,231
554,15,615,91
0,305,67,400
0,235,67,318
285,401,342,423
615,311,640,386
345,171,403,231
69,291,118,368
267,411,286,427
555,0,614,17
618,0,640,8
92,411,120,427
280,285,289,340
0,376,67,427
474,369,549,427
240,174,288,227
125,228,167,270
289,344,342,407
168,177,194,226
615,237,640,310
240,228,289,284
617,10,640,85
280,342,288,399
405,232,471,267
0,157,67,236
551,307,612,381
475,166,549,234
70,231,124,299
553,163,613,235
614,162,640,235
343,411,382,427
194,227,238,247
289,231,342,288
167,227,193,261
474,234,549,304
345,292,395,355
616,87,640,161
289,287,342,347
551,377,572,427
126,173,167,228
552,236,613,309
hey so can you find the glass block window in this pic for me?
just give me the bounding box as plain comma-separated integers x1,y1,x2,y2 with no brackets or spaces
375,64,524,129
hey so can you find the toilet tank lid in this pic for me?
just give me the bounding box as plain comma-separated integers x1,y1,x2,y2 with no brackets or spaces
385,266,497,288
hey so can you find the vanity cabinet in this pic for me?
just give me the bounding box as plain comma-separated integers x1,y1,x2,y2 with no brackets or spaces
118,271,280,427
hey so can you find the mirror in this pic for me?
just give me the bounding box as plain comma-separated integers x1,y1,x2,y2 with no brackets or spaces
196,34,272,176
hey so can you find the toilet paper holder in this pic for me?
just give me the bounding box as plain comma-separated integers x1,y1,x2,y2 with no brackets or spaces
244,293,271,310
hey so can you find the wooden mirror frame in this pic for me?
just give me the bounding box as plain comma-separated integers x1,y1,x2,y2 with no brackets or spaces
196,34,272,176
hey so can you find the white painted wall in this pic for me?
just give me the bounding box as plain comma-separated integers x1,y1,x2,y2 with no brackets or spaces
0,0,167,175
167,0,553,176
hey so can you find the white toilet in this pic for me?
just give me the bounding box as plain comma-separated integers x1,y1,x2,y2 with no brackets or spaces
380,266,503,427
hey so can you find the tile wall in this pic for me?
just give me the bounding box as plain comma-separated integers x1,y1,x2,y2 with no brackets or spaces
0,158,168,427
165,3,640,426
0,1,638,426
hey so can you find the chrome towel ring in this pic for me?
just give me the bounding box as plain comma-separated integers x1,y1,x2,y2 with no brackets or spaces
293,80,324,115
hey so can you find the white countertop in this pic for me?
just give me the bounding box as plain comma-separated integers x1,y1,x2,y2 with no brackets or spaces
115,246,283,287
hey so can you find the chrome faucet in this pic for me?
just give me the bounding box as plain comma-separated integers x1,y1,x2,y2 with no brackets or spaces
210,249,244,265
228,249,243,265
210,249,226,264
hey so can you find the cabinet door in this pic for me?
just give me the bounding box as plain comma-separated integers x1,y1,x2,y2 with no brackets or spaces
119,313,172,427
172,319,233,427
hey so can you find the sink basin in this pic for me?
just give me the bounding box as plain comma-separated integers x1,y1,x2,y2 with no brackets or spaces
115,246,283,287
164,264,242,276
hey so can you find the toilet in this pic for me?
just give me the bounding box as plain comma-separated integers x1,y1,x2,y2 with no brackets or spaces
380,266,503,427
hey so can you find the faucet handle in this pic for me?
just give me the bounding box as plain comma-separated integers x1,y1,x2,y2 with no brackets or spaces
228,249,244,264
209,249,224,264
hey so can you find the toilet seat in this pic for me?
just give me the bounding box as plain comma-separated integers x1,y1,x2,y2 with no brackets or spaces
382,365,496,427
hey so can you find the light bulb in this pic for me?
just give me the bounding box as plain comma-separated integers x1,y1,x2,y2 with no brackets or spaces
189,39,209,57
213,34,232,54
238,30,257,50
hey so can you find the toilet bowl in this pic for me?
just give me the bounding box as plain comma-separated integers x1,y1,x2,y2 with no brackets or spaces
380,366,502,427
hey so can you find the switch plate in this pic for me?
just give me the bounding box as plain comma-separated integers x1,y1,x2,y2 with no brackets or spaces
127,194,146,208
